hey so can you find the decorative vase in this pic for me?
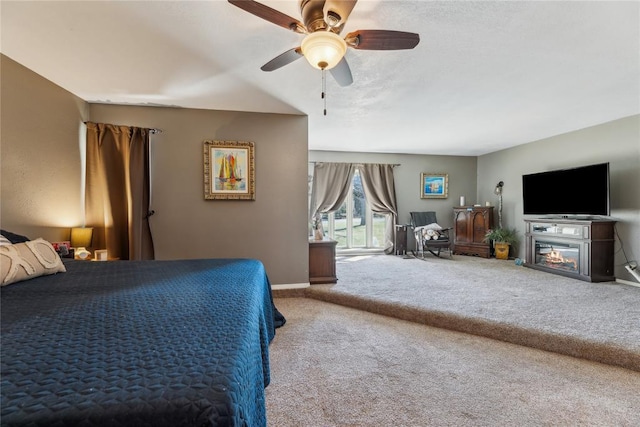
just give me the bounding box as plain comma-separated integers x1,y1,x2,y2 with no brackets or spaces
314,228,324,240
494,242,510,260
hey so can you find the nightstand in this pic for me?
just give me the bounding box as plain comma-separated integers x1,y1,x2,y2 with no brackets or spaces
309,239,337,284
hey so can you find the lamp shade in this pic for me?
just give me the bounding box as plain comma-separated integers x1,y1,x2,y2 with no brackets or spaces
70,227,93,248
301,31,347,70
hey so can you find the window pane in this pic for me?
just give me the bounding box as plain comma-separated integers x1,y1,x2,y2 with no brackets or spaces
351,215,365,247
333,205,347,247
320,212,329,240
351,171,365,247
372,213,386,248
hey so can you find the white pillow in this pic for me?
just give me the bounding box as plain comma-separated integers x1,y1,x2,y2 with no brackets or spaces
423,223,443,230
0,238,66,286
0,234,12,246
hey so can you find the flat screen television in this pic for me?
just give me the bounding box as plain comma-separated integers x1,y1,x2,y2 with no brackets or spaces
522,162,610,216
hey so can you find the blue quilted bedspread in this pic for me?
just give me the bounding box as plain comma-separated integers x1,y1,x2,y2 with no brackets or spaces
1,258,277,427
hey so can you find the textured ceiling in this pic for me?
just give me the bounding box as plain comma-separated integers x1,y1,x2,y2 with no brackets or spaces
1,1,638,155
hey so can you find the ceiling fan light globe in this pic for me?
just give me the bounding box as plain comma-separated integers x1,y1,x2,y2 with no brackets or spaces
301,31,347,70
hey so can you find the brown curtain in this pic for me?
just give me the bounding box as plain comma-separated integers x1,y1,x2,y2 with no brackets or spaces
358,164,398,254
309,163,356,234
85,122,155,260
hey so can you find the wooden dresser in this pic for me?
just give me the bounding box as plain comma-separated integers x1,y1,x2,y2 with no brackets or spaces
309,239,337,284
453,206,494,258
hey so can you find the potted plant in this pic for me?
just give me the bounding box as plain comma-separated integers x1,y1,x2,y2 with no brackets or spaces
484,227,519,260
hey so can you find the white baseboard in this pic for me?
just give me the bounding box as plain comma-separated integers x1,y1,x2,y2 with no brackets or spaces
272,282,310,290
615,278,640,288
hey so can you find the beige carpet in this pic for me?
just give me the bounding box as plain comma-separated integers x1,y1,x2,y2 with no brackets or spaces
267,297,640,427
298,254,640,371
267,255,640,425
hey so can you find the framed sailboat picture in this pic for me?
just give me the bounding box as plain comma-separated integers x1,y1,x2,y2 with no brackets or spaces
203,140,255,200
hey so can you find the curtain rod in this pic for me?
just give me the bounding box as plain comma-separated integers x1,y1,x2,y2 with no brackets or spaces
83,122,162,134
309,161,400,167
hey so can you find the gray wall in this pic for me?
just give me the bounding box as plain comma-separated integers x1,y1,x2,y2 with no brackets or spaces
1,55,310,286
478,115,640,282
89,104,309,285
309,150,477,249
0,55,89,240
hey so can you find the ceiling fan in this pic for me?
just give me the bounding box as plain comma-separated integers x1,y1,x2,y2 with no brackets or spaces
228,0,420,86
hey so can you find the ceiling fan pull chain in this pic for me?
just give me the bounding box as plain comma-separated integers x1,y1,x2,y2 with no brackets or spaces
322,69,327,116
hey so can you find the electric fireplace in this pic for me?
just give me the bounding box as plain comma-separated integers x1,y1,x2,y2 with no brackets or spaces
534,241,580,274
524,218,616,282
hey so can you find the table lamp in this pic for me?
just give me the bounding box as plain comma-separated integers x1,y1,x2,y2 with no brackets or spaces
71,227,93,260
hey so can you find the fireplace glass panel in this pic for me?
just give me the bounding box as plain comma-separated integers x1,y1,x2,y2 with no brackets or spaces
535,240,580,273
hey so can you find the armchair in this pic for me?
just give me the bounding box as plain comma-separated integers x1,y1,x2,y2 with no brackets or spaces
409,211,453,258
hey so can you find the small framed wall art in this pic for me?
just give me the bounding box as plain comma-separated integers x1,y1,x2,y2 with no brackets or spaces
94,249,109,261
420,173,448,199
203,140,255,200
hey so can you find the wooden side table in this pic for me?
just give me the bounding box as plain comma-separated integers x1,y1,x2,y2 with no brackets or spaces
309,239,337,284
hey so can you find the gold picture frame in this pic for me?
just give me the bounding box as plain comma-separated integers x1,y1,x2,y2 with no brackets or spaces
204,140,255,200
420,173,448,199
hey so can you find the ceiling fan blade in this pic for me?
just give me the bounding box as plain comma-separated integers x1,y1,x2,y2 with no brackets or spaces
228,0,306,33
261,47,304,71
329,57,353,87
323,0,357,31
345,30,420,50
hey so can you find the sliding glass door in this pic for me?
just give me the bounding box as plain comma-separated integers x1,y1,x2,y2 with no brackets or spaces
321,170,386,249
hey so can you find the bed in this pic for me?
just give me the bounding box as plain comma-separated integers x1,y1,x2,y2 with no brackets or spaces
1,252,282,427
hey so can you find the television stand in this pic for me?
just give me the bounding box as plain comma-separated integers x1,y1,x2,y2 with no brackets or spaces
524,218,616,282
